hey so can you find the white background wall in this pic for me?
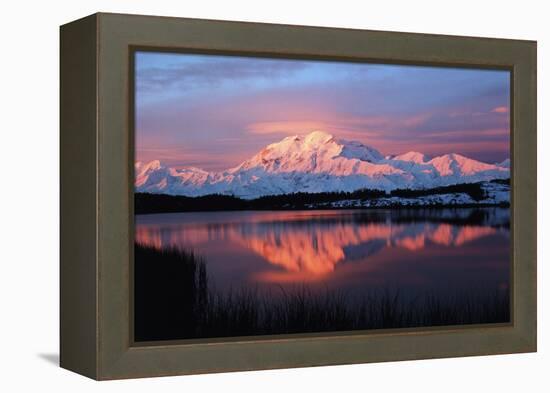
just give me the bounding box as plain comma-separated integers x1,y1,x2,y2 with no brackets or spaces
0,0,547,391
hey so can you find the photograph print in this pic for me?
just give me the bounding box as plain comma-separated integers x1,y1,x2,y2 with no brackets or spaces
133,51,511,342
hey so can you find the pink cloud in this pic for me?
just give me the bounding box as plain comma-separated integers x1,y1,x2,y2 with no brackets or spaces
491,106,509,114
245,112,433,138
246,121,329,135
246,118,383,138
421,128,509,138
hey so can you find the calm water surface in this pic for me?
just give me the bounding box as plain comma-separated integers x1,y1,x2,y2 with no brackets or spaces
135,208,510,299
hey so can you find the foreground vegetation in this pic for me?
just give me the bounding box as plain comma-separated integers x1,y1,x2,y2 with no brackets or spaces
134,243,510,342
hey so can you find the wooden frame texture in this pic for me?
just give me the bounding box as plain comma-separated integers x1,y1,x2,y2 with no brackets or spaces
60,12,537,380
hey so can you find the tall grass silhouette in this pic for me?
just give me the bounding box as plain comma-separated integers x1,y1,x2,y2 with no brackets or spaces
134,243,510,341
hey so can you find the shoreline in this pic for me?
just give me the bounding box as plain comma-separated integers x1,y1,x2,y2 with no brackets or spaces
134,203,510,216
134,179,510,215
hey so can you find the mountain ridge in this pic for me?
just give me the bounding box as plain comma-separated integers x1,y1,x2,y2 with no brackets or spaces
136,131,509,199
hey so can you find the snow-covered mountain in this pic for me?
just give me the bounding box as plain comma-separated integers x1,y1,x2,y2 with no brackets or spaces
135,131,510,199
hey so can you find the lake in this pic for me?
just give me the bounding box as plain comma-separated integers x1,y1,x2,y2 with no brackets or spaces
135,207,510,302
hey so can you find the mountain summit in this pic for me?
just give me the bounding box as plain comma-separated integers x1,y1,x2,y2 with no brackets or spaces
135,131,510,199
233,131,385,174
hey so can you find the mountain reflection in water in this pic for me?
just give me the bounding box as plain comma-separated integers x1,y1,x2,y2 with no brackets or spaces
135,208,509,295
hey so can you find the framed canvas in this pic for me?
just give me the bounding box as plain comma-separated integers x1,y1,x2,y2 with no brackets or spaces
60,12,537,380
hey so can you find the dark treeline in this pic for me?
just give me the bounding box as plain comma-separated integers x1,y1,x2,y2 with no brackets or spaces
135,179,509,214
134,243,510,342
489,178,510,185
135,188,385,214
353,207,509,228
391,182,485,200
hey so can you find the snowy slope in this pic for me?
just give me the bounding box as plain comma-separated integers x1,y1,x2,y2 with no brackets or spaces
135,131,510,199
326,181,510,208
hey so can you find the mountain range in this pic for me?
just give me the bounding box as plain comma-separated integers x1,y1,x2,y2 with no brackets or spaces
135,131,510,199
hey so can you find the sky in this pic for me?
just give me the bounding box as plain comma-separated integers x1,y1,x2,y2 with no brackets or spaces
135,51,510,171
